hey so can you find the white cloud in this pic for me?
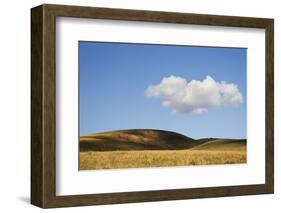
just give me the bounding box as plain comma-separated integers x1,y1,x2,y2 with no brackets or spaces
146,75,243,114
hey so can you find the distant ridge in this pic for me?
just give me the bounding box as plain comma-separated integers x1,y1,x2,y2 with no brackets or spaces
80,129,246,152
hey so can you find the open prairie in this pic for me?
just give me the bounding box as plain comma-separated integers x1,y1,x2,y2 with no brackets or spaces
79,129,246,170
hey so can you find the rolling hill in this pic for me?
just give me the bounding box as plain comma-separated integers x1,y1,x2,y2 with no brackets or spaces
191,139,246,151
80,129,246,152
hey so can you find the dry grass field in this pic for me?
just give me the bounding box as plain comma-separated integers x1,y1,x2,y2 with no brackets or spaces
79,129,246,170
80,150,246,170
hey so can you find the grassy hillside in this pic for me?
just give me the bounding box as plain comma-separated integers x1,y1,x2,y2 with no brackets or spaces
80,129,196,151
79,129,247,170
191,139,246,151
80,129,246,152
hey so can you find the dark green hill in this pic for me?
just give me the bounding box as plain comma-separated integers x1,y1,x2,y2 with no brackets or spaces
80,129,195,151
80,129,246,152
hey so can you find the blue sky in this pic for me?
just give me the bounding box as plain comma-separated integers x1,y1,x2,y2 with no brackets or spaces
79,41,246,139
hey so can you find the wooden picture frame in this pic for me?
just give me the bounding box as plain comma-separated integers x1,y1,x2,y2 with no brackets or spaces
31,4,274,208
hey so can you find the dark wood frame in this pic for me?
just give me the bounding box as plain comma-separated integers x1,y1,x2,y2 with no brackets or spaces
31,4,274,208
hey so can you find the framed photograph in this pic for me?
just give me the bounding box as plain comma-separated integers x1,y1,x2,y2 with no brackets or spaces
31,4,274,208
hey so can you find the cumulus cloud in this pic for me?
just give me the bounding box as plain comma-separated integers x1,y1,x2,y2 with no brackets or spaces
145,75,243,114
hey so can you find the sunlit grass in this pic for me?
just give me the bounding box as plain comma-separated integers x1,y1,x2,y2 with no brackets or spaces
80,149,246,170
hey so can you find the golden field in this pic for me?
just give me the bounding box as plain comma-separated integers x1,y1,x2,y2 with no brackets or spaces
80,149,246,170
